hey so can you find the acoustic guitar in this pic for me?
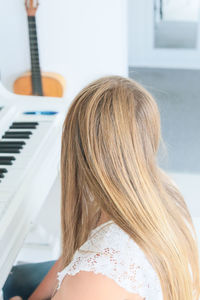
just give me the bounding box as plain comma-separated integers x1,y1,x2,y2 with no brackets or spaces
13,0,65,97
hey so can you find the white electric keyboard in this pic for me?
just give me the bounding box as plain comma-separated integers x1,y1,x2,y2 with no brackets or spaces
0,83,68,289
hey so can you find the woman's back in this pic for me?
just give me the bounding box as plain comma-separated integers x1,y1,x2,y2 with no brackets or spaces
53,220,162,300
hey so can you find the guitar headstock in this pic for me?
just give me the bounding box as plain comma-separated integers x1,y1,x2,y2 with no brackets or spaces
25,0,39,16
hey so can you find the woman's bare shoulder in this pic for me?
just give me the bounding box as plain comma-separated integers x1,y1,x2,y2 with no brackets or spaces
52,270,144,300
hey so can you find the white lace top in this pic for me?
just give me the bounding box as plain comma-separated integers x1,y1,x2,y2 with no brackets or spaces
56,220,163,299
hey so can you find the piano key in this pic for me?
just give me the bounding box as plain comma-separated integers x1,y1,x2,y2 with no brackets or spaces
0,202,6,216
0,146,22,149
0,141,25,146
0,174,4,178
0,146,23,150
0,168,7,173
12,122,39,126
0,161,13,165
0,156,16,160
0,144,23,149
3,134,32,139
10,125,37,129
4,131,33,135
10,122,39,129
0,149,21,154
0,191,9,202
2,134,30,139
4,130,28,133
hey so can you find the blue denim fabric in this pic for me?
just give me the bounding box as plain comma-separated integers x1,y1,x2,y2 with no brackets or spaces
2,260,56,300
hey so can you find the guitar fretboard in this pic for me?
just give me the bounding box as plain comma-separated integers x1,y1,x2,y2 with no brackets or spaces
28,16,43,96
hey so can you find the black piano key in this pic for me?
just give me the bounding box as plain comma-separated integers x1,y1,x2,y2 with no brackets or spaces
0,141,25,146
0,145,23,149
4,131,32,135
0,143,23,148
0,143,22,147
0,168,7,173
12,122,39,126
0,173,4,178
0,161,13,165
2,134,30,139
0,156,16,160
10,125,37,129
0,148,20,153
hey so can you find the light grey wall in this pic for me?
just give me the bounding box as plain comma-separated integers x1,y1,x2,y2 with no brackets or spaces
129,67,200,174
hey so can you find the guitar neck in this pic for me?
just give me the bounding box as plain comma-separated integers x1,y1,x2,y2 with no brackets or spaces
27,15,43,96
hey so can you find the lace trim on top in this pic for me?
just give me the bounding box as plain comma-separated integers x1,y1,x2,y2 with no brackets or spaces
57,220,163,300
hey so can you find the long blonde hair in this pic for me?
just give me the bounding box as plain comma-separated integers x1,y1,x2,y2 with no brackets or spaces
60,75,200,299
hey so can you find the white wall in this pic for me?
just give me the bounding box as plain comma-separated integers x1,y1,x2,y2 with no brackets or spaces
168,172,200,218
128,0,200,69
0,0,128,262
0,0,128,101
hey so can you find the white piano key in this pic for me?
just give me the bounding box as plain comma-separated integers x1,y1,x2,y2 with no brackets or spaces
0,202,6,217
0,192,11,202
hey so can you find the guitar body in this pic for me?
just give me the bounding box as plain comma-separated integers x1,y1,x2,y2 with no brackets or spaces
13,71,65,97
